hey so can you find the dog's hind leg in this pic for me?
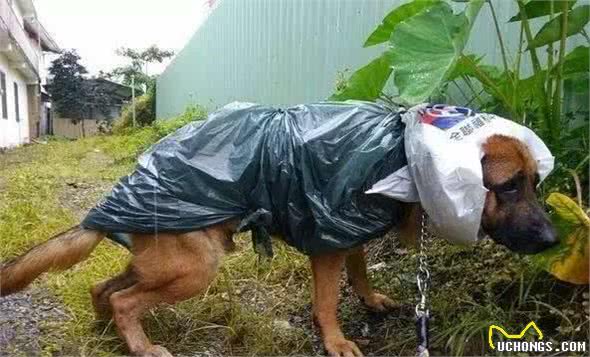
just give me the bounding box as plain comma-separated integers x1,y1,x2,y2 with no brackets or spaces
345,247,396,312
91,267,137,320
109,224,233,356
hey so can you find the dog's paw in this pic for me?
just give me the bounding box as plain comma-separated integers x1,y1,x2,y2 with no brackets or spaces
140,345,174,357
363,292,397,312
324,337,363,357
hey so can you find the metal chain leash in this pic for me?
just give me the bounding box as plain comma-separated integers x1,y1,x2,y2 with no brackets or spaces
416,211,431,357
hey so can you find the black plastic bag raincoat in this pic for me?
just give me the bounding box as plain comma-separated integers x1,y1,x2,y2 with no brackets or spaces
82,101,407,255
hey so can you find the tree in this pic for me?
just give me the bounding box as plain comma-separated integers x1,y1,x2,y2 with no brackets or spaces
48,50,115,137
48,50,87,119
104,45,175,91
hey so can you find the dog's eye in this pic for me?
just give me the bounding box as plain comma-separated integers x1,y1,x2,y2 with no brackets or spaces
498,180,518,193
496,187,518,203
494,180,519,201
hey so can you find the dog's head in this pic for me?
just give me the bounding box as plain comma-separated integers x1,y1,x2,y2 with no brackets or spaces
480,135,557,254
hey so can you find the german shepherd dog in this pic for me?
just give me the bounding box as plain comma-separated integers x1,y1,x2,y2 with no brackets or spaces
0,134,557,357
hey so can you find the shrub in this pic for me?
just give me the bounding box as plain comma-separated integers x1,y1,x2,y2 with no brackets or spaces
152,104,208,137
102,104,208,163
113,86,156,131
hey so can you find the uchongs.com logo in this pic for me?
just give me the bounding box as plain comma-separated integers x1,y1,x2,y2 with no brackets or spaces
488,321,587,353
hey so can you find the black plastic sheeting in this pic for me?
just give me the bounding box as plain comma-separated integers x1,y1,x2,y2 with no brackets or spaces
81,101,407,255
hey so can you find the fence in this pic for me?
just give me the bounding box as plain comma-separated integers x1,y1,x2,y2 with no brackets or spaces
52,117,100,139
157,0,587,119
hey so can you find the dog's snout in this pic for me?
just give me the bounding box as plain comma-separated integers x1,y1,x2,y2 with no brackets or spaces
522,207,559,253
487,202,560,255
518,226,558,254
538,220,558,248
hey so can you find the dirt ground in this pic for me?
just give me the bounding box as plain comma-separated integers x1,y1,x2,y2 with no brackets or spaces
0,288,68,357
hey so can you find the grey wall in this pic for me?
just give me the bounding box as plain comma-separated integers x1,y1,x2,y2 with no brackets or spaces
157,0,586,118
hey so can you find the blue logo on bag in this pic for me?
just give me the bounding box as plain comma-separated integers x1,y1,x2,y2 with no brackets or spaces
420,104,474,130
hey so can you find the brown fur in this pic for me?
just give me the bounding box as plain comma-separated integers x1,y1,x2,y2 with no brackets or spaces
479,135,555,256
482,135,534,228
107,224,237,356
397,202,421,248
1,227,103,296
0,134,549,357
482,135,538,186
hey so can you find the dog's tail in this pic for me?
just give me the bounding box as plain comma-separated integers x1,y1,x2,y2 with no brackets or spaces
0,226,104,296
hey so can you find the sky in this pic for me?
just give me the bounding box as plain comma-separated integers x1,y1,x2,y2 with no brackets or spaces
34,0,213,76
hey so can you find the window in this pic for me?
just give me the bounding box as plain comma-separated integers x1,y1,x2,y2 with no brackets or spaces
0,72,6,119
13,82,19,122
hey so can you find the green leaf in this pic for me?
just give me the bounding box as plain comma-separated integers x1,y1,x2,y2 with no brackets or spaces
551,45,589,77
447,54,551,118
363,0,440,47
444,54,481,80
447,55,509,103
509,0,576,22
463,0,485,29
516,71,546,108
447,54,504,82
528,5,590,49
565,76,589,94
390,1,484,104
533,193,590,285
329,52,392,102
546,192,590,227
533,222,589,284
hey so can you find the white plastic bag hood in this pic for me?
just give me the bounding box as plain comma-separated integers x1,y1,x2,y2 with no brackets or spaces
367,104,554,245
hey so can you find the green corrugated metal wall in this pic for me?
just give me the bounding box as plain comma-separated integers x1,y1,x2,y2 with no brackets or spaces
156,0,585,118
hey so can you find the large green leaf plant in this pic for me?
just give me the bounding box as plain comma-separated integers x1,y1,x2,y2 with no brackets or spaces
331,0,589,202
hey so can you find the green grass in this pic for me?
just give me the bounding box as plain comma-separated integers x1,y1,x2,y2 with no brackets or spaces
0,136,131,356
0,111,315,356
1,110,588,356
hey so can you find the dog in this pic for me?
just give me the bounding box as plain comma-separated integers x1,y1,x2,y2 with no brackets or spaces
0,132,557,357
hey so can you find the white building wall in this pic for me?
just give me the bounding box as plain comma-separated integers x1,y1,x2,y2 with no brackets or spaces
0,51,30,148
10,0,25,27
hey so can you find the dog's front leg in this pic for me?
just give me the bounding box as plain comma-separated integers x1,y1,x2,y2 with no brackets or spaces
345,247,396,312
311,252,363,357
